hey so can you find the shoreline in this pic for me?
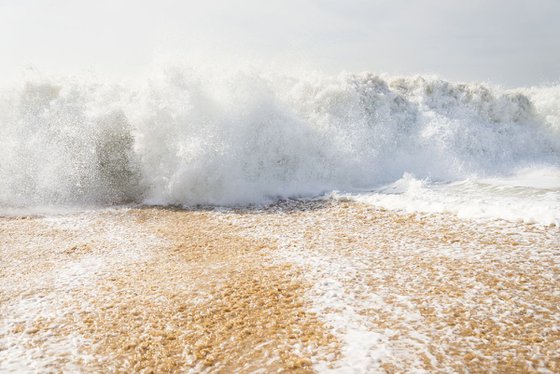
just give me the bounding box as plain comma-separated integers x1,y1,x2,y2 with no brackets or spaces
1,200,559,372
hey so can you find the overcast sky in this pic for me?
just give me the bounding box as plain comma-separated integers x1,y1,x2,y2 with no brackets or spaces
1,0,559,87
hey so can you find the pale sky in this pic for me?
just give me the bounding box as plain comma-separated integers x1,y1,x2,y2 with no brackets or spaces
1,0,559,87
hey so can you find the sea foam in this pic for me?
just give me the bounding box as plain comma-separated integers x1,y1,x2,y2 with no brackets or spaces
1,66,558,223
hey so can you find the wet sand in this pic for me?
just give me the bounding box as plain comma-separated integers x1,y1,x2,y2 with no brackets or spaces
1,200,559,372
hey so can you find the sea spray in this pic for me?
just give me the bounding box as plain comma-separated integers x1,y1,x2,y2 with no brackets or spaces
0,66,558,215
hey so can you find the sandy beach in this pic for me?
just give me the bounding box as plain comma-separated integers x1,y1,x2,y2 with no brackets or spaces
2,0,560,372
1,200,558,372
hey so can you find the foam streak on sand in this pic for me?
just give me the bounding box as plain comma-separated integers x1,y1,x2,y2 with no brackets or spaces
0,210,163,371
0,207,337,373
229,201,560,372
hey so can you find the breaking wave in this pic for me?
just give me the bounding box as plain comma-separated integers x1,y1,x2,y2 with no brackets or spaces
1,65,559,217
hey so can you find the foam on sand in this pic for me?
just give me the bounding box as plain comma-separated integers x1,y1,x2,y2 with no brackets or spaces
1,202,559,372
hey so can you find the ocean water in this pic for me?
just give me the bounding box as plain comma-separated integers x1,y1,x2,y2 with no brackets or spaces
0,66,559,225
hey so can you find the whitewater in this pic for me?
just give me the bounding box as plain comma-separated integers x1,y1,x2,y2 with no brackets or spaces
1,66,559,225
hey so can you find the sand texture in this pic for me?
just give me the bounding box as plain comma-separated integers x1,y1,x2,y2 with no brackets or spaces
1,200,559,372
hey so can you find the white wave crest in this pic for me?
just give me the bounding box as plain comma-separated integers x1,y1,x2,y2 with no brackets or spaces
1,66,559,213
